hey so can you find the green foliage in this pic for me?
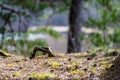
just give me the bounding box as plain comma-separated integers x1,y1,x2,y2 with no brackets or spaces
110,9,119,22
109,27,120,43
89,18,106,30
15,39,47,56
79,34,85,40
89,33,109,47
98,0,110,6
86,0,120,48
1,27,61,56
2,33,47,56
81,27,120,48
6,0,49,11
89,8,118,30
27,27,61,38
57,0,71,13
39,2,49,10
90,0,119,28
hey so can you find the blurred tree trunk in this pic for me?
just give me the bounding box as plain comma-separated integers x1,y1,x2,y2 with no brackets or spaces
67,0,84,53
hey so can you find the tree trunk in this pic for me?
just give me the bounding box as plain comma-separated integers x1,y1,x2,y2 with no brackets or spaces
67,0,84,53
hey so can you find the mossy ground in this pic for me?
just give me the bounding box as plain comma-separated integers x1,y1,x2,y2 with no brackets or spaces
0,48,119,80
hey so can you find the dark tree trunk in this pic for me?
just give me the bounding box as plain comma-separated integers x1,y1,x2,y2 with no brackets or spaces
67,0,84,53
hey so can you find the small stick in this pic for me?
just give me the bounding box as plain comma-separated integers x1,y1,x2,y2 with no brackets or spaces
30,47,55,59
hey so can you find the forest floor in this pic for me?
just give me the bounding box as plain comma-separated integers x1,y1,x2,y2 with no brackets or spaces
0,48,119,80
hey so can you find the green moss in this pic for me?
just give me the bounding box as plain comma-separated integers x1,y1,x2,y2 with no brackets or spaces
6,63,18,67
90,53,97,58
50,62,62,68
70,71,79,75
103,49,119,57
57,53,65,57
70,61,79,70
99,61,112,68
70,70,86,77
28,72,57,80
78,70,86,76
70,70,85,76
13,72,23,77
88,69,96,74
100,61,109,65
71,61,77,66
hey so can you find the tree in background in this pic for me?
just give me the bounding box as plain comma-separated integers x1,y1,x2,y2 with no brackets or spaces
67,0,84,53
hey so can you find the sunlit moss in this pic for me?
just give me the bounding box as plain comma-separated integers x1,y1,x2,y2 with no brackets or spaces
100,61,113,68
13,72,23,77
50,62,62,68
74,53,88,58
70,61,79,70
100,61,109,65
88,65,97,74
70,70,85,76
78,70,86,76
89,69,96,74
74,53,81,56
71,61,77,66
70,71,79,75
88,65,94,69
28,72,57,80
6,63,18,67
57,53,65,57
75,57,86,63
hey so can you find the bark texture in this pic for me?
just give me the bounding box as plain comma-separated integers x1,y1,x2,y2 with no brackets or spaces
67,0,84,53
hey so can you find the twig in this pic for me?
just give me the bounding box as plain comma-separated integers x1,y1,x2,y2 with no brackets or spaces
30,47,55,59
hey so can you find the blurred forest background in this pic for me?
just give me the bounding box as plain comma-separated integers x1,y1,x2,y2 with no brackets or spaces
0,0,120,57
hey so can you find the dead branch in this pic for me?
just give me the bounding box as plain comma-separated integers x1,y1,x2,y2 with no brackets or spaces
30,47,55,59
0,4,19,13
